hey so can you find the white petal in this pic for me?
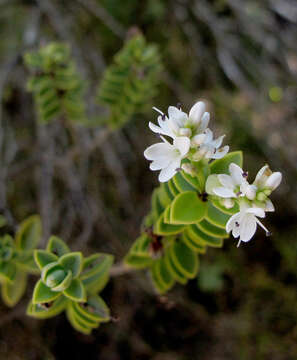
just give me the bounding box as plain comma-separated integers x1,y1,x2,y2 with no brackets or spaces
218,174,234,189
229,163,244,185
213,187,236,198
158,158,181,182
226,212,240,234
239,214,257,242
254,165,269,187
168,106,188,127
149,157,171,170
203,128,213,143
211,135,225,149
144,142,172,161
265,199,275,212
191,133,206,146
266,172,282,190
246,207,265,218
189,101,206,125
149,122,164,134
211,145,229,159
200,112,210,131
174,137,190,157
244,184,257,200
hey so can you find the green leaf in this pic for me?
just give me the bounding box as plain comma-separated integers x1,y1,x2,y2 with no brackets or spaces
206,201,230,229
0,262,17,283
210,151,243,174
181,231,206,254
189,225,223,247
170,240,199,278
86,294,110,322
151,189,164,222
151,258,174,293
170,191,207,225
15,250,39,274
173,172,197,192
124,253,152,269
180,169,201,190
151,260,168,294
154,214,185,235
32,279,61,304
168,179,180,196
164,247,188,284
163,205,172,224
162,182,175,201
27,295,68,319
63,279,86,302
66,305,93,335
59,252,83,278
51,270,72,292
1,269,27,307
81,253,114,293
46,236,70,256
197,220,228,239
70,302,99,329
34,250,58,271
15,215,42,251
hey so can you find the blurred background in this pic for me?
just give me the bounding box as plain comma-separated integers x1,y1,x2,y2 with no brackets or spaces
0,0,297,359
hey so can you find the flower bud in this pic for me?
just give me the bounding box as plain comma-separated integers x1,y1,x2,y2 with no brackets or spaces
265,172,282,190
181,163,196,176
256,192,267,202
191,133,206,146
221,198,234,209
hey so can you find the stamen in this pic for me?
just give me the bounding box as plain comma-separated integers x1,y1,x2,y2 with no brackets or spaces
237,239,241,247
256,219,270,234
242,171,248,178
175,167,182,172
266,231,272,237
235,221,240,227
236,191,242,196
161,114,166,120
152,107,164,116
176,102,182,110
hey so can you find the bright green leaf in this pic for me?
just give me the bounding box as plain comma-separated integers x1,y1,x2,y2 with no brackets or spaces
32,279,61,304
15,215,41,251
59,252,83,278
1,270,27,307
46,236,70,256
210,151,243,174
34,250,58,271
63,279,86,302
170,191,207,225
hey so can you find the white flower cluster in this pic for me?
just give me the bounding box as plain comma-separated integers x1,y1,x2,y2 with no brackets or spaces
207,163,282,246
144,101,229,182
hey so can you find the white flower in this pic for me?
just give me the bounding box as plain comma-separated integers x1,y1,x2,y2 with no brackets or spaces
253,165,282,191
144,136,190,182
212,163,251,199
226,204,270,247
149,101,209,140
192,129,229,161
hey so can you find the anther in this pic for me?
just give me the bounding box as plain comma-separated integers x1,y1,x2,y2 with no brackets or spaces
176,102,182,110
242,171,248,178
161,114,166,120
236,191,242,196
235,221,240,227
175,167,182,172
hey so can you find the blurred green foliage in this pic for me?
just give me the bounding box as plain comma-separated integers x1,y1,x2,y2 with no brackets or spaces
0,0,296,359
